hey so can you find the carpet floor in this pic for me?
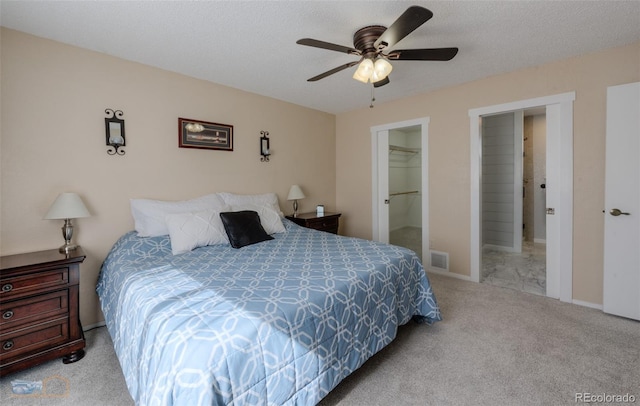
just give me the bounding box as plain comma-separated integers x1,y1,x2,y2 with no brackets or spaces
1,273,638,405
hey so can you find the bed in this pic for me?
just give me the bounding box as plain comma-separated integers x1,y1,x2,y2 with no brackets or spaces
96,193,441,405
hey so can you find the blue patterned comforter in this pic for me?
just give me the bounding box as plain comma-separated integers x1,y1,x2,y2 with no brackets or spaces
96,220,441,405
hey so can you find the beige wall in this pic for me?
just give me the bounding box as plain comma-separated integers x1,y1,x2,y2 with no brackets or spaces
0,28,336,326
2,27,638,324
336,41,640,305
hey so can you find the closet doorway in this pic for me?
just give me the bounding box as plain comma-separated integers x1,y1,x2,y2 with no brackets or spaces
371,118,429,263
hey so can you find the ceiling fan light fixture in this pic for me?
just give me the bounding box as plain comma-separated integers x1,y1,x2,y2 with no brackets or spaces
372,58,393,82
352,70,369,83
353,58,374,83
298,6,458,92
352,57,393,84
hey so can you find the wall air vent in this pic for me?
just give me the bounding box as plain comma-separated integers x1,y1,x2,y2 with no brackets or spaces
429,250,449,271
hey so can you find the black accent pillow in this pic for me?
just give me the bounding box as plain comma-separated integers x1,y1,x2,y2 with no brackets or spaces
220,210,274,249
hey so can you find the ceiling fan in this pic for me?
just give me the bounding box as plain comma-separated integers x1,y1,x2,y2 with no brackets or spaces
296,5,458,88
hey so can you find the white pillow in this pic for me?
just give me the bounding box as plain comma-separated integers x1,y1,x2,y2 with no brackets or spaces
231,203,286,234
218,192,284,217
165,209,229,255
131,193,227,237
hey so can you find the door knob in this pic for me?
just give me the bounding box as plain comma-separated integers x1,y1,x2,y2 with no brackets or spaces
610,208,630,216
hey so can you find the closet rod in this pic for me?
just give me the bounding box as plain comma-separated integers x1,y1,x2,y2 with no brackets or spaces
389,144,420,153
389,190,419,197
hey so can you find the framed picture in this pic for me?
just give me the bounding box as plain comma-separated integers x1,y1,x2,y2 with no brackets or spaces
178,118,233,151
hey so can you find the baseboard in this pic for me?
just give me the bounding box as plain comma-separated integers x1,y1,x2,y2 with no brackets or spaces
390,225,421,232
572,299,603,310
430,267,604,310
533,238,547,244
427,269,473,281
83,321,106,331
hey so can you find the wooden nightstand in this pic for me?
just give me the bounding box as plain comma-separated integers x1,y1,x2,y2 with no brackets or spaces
0,248,86,377
286,212,341,234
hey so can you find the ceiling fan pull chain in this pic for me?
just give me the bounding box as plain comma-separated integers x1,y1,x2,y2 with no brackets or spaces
370,84,376,108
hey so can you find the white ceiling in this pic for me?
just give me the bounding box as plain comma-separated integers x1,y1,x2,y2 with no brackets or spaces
2,1,639,114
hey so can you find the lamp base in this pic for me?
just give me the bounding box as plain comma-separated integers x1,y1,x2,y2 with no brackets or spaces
59,243,80,254
58,218,79,254
292,200,299,217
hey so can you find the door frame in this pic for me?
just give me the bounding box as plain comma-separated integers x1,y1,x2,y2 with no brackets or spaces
469,92,575,302
371,117,430,260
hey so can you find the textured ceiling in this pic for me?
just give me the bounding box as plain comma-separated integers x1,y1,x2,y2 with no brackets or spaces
1,1,639,114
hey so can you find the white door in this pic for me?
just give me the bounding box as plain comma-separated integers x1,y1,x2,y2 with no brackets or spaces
603,82,640,320
545,104,561,299
371,118,430,258
376,129,391,244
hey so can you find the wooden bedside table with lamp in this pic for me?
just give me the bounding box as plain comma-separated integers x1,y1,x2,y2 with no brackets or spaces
0,192,90,376
285,185,341,234
286,212,342,234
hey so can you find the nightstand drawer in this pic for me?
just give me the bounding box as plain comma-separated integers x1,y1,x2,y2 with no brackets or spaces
0,268,69,301
306,217,339,232
0,317,69,361
286,212,341,234
0,290,69,329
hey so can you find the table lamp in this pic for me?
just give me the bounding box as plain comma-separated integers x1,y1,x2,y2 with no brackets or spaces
287,185,305,217
44,192,91,253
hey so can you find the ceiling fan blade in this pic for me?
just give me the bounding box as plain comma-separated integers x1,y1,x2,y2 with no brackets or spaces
374,6,433,50
296,38,359,55
373,76,390,88
388,47,459,61
307,61,360,82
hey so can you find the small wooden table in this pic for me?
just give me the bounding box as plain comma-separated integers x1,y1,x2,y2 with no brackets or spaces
286,212,341,234
0,248,86,376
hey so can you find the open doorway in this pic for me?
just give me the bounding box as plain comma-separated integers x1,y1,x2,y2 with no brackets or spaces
469,92,575,303
480,109,547,296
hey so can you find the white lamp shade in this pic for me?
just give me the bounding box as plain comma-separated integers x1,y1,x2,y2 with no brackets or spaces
44,193,90,220
287,185,305,201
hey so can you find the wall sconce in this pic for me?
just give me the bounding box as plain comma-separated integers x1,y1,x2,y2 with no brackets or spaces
105,108,125,155
260,130,270,162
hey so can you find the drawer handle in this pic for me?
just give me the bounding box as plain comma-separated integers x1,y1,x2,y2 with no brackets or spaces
2,340,14,351
2,310,14,320
1,284,13,293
